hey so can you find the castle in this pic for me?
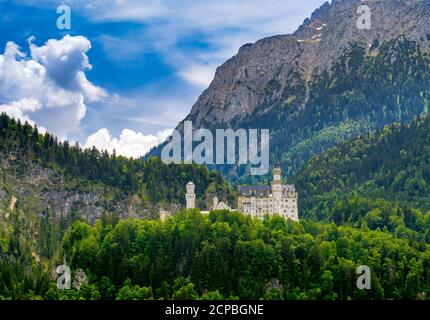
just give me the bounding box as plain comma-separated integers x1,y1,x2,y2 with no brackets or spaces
185,167,299,221
185,181,232,212
185,181,196,209
237,167,299,221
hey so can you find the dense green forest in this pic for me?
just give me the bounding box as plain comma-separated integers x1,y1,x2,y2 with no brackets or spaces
0,113,234,300
294,115,430,220
0,113,235,206
2,209,430,300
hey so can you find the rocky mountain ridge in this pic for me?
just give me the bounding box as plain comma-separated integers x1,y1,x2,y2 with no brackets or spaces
185,0,430,127
150,0,430,182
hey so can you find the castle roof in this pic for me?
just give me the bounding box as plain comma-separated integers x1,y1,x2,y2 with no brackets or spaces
239,185,271,197
239,185,296,197
281,185,296,193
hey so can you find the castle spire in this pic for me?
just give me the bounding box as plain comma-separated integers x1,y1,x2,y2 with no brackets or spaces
272,166,281,183
186,181,195,209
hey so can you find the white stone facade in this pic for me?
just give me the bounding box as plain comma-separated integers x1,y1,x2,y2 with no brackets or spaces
184,168,298,221
186,181,196,209
237,168,299,221
212,197,232,211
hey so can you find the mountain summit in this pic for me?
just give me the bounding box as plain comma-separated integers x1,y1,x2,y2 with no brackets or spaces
185,0,430,126
152,0,430,182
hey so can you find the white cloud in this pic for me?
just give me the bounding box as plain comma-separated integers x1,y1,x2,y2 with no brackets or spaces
87,0,326,84
84,127,173,158
178,64,217,88
0,98,40,124
63,0,322,32
96,34,151,62
0,35,107,139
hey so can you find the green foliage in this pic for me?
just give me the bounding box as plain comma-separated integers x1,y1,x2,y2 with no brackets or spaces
24,210,427,301
201,290,225,300
2,35,430,301
294,115,430,227
0,113,236,300
116,279,153,300
0,113,235,206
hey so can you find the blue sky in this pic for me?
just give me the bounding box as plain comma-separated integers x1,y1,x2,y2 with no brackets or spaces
0,0,327,157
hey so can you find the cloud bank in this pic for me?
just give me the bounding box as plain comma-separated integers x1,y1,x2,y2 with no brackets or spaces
84,127,173,158
0,34,173,158
0,35,106,139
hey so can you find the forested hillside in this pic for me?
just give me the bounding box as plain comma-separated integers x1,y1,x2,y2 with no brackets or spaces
294,115,430,230
0,113,235,209
2,114,430,300
2,210,430,300
0,114,235,300
3,0,430,303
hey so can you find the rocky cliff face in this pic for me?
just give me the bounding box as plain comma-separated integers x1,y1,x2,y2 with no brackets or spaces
0,151,152,225
160,0,430,182
185,0,430,127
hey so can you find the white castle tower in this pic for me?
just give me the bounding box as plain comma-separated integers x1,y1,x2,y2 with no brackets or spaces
186,181,196,209
213,196,219,209
272,167,282,197
272,167,282,215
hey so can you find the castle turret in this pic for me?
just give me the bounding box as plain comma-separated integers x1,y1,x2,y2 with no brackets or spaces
272,167,282,214
186,181,196,209
272,167,282,197
213,196,219,210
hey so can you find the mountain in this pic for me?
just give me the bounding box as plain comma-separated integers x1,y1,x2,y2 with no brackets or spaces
4,0,430,301
150,0,430,182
